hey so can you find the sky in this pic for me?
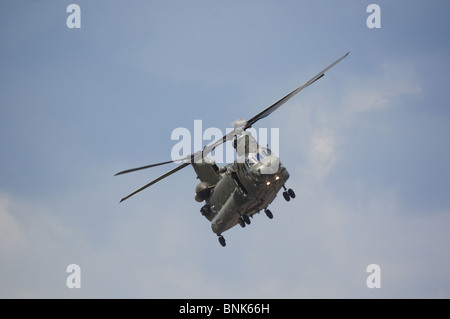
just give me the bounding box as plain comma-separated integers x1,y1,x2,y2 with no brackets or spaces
1,0,450,298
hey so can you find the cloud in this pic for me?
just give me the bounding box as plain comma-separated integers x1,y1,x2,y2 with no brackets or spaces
242,184,450,298
0,189,229,298
309,129,337,180
0,193,96,298
0,195,28,256
278,58,421,183
342,61,421,116
240,58,450,298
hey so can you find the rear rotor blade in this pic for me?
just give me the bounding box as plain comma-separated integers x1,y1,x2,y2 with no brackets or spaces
114,154,192,176
119,162,190,202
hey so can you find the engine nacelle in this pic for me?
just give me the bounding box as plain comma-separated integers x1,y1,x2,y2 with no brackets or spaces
195,182,211,202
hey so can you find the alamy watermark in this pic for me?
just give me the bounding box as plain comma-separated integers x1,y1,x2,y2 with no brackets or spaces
66,264,81,289
366,264,381,289
366,4,381,29
171,120,280,166
65,4,381,30
66,4,81,29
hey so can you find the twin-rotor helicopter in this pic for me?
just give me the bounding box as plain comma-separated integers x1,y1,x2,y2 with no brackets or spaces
116,53,348,246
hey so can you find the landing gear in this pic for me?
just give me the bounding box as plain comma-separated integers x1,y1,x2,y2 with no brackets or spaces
238,214,251,229
265,209,273,219
242,214,251,225
218,235,226,247
238,216,246,228
282,185,296,201
288,188,296,199
200,205,212,217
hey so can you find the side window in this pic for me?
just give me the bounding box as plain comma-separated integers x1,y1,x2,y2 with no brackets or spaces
246,156,257,167
261,148,271,157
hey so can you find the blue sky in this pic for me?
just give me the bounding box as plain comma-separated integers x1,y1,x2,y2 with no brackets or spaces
1,0,450,298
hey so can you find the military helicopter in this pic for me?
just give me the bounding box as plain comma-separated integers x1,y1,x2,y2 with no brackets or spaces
116,52,348,246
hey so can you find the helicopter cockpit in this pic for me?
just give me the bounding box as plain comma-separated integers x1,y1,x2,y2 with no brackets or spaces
240,147,280,176
245,147,272,168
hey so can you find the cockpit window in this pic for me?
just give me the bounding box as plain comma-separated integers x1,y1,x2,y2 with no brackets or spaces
260,148,271,157
245,148,272,169
245,155,258,167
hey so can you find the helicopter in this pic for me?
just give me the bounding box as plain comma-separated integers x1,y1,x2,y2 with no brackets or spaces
116,52,348,247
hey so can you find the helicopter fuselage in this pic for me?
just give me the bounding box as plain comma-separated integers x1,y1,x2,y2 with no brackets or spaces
192,140,290,236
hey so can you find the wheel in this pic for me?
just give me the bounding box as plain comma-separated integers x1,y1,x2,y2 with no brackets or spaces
288,188,296,199
200,205,212,217
283,191,290,201
218,235,226,247
238,217,246,228
265,209,273,219
242,214,251,225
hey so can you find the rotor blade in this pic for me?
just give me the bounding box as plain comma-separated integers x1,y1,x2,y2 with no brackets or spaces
114,134,231,177
115,137,233,177
188,126,243,164
114,154,192,176
190,53,349,156
119,162,190,202
244,52,349,129
201,128,238,157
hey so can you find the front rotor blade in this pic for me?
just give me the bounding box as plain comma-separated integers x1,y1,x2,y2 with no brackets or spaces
244,52,349,129
119,162,190,202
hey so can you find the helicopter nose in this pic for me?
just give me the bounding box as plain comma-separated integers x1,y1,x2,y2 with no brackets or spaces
260,156,280,175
